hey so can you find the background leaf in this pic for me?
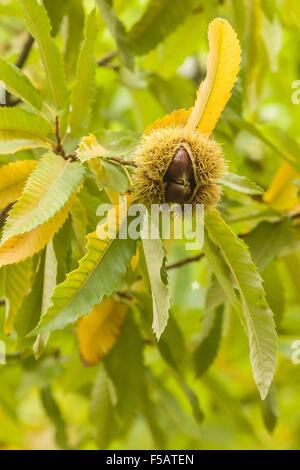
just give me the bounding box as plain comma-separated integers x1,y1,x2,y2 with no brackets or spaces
77,296,126,366
20,0,68,111
68,9,98,137
2,153,84,243
96,0,134,69
0,57,43,111
0,160,37,208
128,0,197,56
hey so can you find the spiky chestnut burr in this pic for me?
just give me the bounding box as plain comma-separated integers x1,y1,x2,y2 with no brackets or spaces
132,126,225,209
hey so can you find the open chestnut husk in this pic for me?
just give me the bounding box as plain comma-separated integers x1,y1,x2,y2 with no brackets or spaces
132,126,225,209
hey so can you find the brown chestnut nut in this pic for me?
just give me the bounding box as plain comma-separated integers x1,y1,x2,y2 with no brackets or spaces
165,181,192,203
165,148,194,181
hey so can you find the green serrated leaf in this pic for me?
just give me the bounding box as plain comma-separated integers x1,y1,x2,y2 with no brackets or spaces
219,171,264,195
128,0,197,55
64,0,85,81
31,218,136,334
0,57,43,112
2,152,84,243
142,220,170,339
205,209,278,400
3,257,33,335
69,9,97,137
33,240,57,358
0,107,54,153
20,0,68,111
42,0,70,36
14,251,46,341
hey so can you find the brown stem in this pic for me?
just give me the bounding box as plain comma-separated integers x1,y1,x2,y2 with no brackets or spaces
106,156,137,168
0,202,14,229
54,115,66,158
166,253,204,270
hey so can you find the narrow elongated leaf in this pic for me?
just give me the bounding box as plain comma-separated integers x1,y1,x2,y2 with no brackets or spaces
219,171,264,195
0,108,54,151
187,18,241,135
194,277,225,377
261,383,279,433
0,141,44,155
157,315,204,423
43,0,70,36
2,152,84,243
64,0,84,80
0,194,75,267
261,261,284,329
26,241,57,356
90,364,116,449
40,386,70,449
69,10,97,137
0,57,43,111
158,314,186,372
3,258,33,335
96,0,134,69
77,297,127,366
14,251,46,340
128,0,196,56
142,226,170,340
31,202,136,334
205,209,278,399
0,160,37,208
194,305,224,377
105,316,144,425
20,0,68,111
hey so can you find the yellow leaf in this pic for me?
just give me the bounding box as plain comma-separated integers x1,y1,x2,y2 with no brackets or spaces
144,108,191,135
77,134,107,162
186,18,241,135
77,296,127,366
0,160,37,208
263,161,299,211
0,194,75,267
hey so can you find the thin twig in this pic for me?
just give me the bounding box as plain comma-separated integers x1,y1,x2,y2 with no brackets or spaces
54,115,66,158
97,51,117,66
0,202,14,229
15,33,34,69
166,253,204,270
5,34,34,107
106,156,137,168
